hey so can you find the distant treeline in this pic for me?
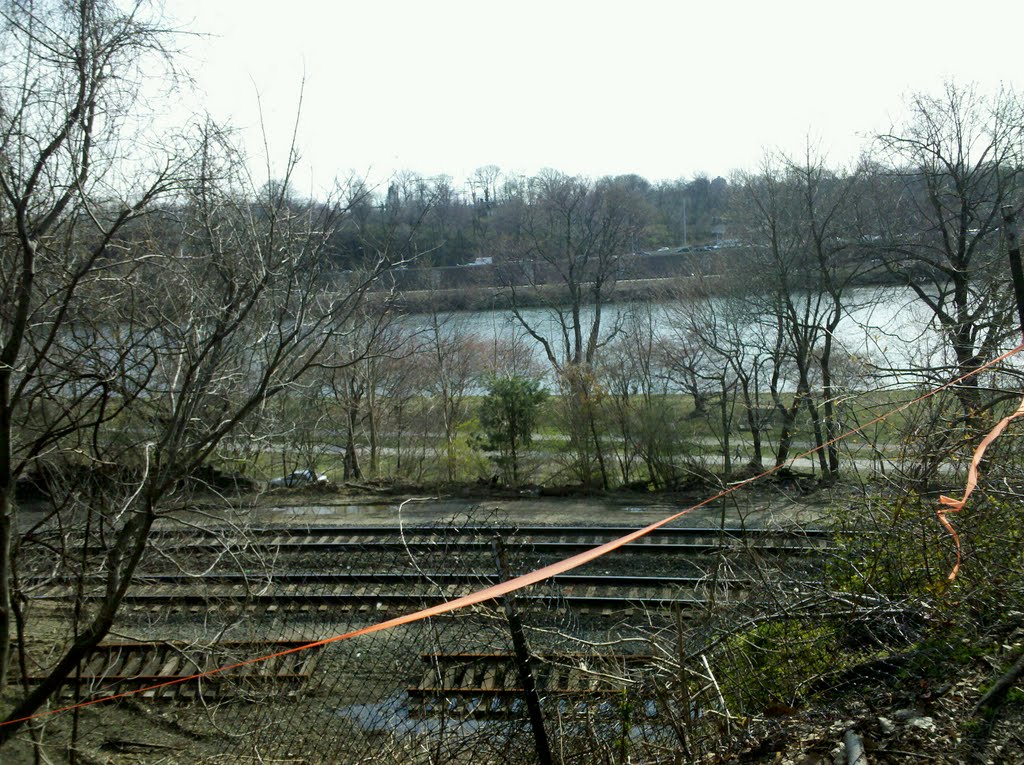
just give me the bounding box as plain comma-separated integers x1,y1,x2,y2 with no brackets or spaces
325,170,731,271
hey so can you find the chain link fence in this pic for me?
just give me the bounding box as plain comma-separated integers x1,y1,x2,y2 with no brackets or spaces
8,386,1024,763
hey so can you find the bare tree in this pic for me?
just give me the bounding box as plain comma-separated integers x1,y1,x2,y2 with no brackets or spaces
731,148,865,480
503,172,647,370
421,310,486,483
0,3,399,742
0,0,188,695
664,280,767,474
870,82,1024,421
325,303,402,481
500,172,649,488
600,305,691,488
365,327,422,479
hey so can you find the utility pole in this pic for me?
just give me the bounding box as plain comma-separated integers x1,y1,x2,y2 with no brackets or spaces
1001,206,1024,342
682,197,688,247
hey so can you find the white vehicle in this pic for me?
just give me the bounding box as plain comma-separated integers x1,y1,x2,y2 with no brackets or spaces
269,469,328,488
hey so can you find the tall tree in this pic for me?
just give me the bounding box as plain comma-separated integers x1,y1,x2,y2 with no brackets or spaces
422,310,485,483
500,173,648,488
503,172,648,370
0,0,184,695
732,147,865,479
0,2,397,742
870,82,1024,420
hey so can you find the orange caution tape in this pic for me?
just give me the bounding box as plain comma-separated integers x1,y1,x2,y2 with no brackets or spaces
4,342,1023,729
938,393,1024,581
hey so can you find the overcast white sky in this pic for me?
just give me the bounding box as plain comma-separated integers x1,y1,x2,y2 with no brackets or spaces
167,0,1023,192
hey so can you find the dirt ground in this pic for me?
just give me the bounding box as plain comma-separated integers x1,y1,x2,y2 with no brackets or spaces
225,485,831,531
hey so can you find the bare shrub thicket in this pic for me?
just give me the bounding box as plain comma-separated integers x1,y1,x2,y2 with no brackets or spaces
0,1,407,749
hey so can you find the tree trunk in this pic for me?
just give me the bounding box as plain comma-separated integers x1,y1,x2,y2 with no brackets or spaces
0,373,12,692
343,408,362,481
510,434,519,486
819,359,840,476
772,390,801,467
739,377,764,469
803,393,831,480
0,503,156,742
588,405,609,490
0,490,11,695
367,403,379,478
720,391,732,480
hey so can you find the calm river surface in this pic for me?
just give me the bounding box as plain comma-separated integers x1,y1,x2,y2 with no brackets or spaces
404,285,944,390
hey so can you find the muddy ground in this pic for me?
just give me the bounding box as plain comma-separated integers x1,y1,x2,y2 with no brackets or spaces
175,483,833,532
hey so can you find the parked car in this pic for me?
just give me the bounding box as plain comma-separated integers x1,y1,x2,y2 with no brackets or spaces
269,469,328,488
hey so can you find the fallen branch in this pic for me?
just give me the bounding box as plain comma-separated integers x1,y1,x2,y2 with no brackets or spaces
101,738,181,752
974,650,1024,716
701,654,732,737
344,481,378,492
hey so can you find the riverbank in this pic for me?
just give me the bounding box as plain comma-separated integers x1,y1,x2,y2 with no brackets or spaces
387,275,692,313
383,268,918,313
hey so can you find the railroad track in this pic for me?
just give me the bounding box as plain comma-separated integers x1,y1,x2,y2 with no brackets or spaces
141,523,833,556
408,652,656,719
27,523,830,617
36,571,792,613
22,640,322,703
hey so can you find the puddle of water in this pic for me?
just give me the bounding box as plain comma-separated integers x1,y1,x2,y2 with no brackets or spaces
335,694,493,735
334,693,669,739
271,505,384,516
271,505,333,515
335,694,408,732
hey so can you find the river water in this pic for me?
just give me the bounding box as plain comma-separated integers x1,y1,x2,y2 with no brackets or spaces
403,285,945,390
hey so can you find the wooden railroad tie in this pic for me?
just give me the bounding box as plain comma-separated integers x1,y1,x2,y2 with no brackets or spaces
408,652,658,720
21,640,324,703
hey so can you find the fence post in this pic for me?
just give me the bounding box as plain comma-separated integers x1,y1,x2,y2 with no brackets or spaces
492,536,552,765
1001,206,1024,341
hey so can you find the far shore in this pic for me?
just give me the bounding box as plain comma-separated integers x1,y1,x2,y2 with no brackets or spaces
380,268,913,314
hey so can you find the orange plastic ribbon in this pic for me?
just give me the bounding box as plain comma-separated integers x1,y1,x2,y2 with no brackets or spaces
938,395,1024,580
